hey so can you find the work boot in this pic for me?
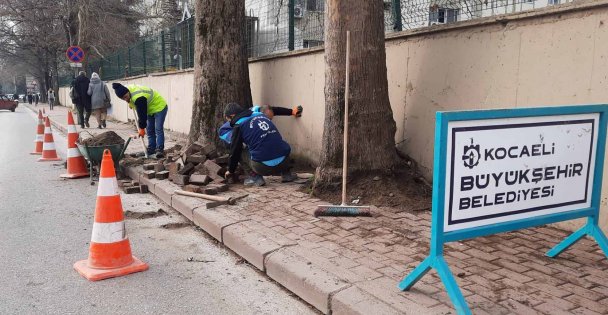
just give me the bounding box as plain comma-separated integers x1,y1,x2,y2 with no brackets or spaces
102,120,106,128
281,171,297,183
244,173,265,186
155,151,165,159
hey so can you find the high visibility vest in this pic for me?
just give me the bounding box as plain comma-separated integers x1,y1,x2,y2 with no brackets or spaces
127,85,167,115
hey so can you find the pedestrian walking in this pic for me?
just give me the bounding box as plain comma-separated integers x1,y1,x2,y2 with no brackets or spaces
112,83,168,158
72,71,92,128
87,73,111,129
47,89,55,110
34,93,39,106
28,93,33,105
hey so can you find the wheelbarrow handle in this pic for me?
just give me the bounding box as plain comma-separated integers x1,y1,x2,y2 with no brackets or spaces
119,137,132,161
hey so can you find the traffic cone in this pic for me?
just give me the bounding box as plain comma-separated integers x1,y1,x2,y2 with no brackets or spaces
60,111,88,178
30,110,44,155
74,149,148,281
38,117,61,162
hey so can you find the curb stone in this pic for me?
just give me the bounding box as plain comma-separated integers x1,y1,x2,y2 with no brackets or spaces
126,165,408,314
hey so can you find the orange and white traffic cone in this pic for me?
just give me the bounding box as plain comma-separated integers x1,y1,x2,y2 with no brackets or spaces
60,111,88,178
30,110,44,155
74,149,148,281
38,117,62,162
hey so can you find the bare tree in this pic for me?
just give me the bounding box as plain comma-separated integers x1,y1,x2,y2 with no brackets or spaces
189,0,252,145
316,0,399,184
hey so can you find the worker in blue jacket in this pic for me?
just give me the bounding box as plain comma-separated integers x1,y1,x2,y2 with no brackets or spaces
219,104,302,146
223,103,296,186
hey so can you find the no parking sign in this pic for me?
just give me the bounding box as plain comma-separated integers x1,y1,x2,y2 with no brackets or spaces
66,46,85,63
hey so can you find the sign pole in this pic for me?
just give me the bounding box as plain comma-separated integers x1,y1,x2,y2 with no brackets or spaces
547,109,608,258
398,112,472,315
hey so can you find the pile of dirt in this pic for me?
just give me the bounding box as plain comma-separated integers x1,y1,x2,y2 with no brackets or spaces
302,167,432,212
80,131,125,146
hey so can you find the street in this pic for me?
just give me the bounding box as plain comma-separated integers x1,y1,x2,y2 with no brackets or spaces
0,106,315,315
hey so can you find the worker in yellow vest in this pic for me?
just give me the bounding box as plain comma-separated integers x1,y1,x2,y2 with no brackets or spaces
112,83,169,158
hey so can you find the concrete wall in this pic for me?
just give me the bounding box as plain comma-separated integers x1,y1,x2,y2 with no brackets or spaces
59,0,608,231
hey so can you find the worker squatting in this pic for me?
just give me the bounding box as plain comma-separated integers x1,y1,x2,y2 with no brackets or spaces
458,163,583,210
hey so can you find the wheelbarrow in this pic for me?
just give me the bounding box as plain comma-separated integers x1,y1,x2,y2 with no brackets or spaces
76,132,131,184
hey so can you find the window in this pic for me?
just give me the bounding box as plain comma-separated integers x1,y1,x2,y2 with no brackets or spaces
548,0,560,5
306,0,323,12
429,7,459,25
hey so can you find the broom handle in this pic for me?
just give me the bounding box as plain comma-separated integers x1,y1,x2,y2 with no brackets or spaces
342,31,350,206
131,107,149,158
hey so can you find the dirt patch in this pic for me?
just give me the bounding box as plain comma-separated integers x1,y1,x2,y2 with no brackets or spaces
303,167,432,212
161,222,191,229
120,156,145,168
80,131,125,146
125,209,167,219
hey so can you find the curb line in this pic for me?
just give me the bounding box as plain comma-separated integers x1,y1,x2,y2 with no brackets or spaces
124,165,404,315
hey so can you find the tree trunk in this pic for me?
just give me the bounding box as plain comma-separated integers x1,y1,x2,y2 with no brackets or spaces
189,0,252,145
316,0,399,184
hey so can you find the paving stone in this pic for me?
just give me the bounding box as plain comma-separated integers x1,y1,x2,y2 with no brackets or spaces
355,277,439,313
143,170,156,179
265,248,350,314
189,174,211,185
183,184,201,193
331,285,401,315
186,153,206,164
124,186,140,194
155,170,169,180
172,174,189,186
178,162,195,175
154,163,165,172
143,163,156,171
139,184,149,194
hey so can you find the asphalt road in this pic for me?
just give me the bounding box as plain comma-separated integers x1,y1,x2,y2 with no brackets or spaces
0,106,315,314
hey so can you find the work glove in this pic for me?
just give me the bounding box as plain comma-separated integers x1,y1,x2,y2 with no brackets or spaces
136,128,145,138
292,105,303,117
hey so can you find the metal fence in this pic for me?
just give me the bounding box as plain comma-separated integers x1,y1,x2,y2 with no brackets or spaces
59,0,571,85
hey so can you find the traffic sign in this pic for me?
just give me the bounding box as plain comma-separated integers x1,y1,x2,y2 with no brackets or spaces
66,46,85,63
70,63,83,68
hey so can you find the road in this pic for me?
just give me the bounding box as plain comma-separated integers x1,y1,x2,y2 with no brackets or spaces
0,106,316,315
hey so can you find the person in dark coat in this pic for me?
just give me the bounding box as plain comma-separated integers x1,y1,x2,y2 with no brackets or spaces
27,93,33,105
72,71,92,128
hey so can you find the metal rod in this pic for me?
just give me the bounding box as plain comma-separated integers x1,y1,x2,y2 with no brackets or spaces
341,31,350,206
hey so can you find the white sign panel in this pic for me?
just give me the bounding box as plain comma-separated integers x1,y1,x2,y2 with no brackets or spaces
444,113,599,232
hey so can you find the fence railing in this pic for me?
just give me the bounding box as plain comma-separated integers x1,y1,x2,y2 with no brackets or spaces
59,0,571,85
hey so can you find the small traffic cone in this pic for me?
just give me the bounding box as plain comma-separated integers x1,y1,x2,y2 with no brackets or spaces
38,117,61,162
74,149,148,281
30,110,44,155
60,112,88,178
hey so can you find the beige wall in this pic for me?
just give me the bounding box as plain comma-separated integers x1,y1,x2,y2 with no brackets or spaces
59,0,608,231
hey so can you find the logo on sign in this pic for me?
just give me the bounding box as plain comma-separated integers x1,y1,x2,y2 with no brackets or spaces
462,139,480,169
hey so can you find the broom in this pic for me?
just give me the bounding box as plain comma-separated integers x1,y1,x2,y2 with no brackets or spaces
315,31,371,217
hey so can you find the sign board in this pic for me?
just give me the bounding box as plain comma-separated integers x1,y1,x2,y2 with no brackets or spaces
66,46,85,63
445,114,598,232
70,63,83,68
399,105,608,315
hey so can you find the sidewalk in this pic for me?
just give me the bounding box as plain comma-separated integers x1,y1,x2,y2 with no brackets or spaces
33,102,608,314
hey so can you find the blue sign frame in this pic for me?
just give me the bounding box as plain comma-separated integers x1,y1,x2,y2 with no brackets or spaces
398,105,608,315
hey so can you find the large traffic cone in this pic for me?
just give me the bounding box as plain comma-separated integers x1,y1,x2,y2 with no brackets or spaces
74,149,148,281
38,117,61,162
30,110,44,155
60,112,88,178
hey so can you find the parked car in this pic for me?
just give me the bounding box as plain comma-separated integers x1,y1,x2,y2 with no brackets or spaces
0,95,18,112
